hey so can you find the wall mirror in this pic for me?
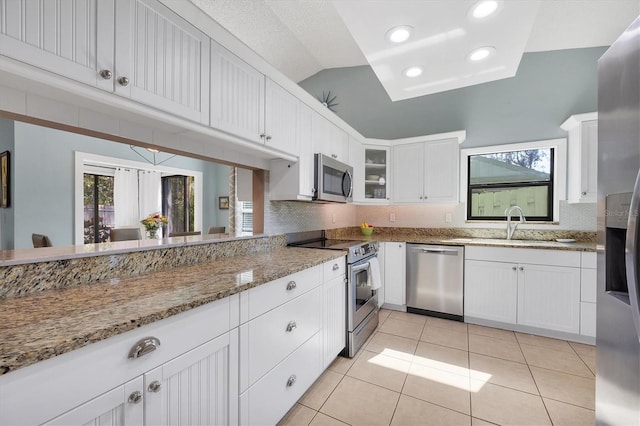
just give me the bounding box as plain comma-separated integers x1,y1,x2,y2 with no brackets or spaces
0,117,255,250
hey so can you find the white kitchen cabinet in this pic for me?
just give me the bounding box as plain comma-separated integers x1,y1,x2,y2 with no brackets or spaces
465,260,518,324
465,246,584,336
45,377,143,426
49,331,238,426
0,299,234,426
0,0,115,91
211,42,265,144
144,331,239,426
0,0,210,124
561,112,598,203
323,260,347,368
211,44,299,155
115,0,210,124
383,242,406,308
362,146,391,202
269,102,314,201
238,264,327,425
264,79,299,154
312,112,349,163
393,138,459,203
517,264,581,334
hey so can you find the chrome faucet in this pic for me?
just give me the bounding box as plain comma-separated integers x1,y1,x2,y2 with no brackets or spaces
505,206,526,240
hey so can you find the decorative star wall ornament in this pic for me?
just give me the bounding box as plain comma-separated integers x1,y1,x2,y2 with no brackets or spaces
317,91,339,112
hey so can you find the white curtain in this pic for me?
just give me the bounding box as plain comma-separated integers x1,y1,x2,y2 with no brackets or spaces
138,170,162,220
114,168,139,227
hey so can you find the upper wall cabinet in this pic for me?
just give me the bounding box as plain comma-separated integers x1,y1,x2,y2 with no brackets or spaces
211,42,265,144
393,137,459,203
312,112,349,163
210,43,298,155
561,112,598,203
0,0,211,124
114,0,210,124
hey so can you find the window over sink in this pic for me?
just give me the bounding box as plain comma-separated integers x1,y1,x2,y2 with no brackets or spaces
461,139,566,223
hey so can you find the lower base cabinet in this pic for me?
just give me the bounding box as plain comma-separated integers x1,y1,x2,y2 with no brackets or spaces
47,331,238,426
464,246,589,339
239,333,322,426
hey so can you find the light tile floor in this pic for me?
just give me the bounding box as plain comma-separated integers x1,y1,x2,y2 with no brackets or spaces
279,309,596,426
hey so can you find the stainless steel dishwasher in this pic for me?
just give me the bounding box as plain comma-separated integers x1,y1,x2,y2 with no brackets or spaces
406,244,464,321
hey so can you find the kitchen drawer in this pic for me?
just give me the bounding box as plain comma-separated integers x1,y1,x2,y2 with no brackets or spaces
324,256,346,282
242,266,322,322
581,268,597,303
240,332,322,426
0,298,231,426
241,286,321,388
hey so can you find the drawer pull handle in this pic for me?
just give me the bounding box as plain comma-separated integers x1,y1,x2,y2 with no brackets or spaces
286,321,297,332
128,337,161,359
147,380,162,393
128,391,143,404
332,263,340,271
286,281,297,291
286,375,297,387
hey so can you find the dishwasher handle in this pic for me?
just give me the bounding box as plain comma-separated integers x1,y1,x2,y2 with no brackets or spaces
409,246,460,255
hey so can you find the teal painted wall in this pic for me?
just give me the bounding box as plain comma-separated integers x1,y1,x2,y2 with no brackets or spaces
0,119,14,250
299,47,607,147
11,121,229,249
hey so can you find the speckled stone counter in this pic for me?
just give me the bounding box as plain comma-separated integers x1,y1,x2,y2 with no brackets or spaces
0,247,344,376
327,227,596,252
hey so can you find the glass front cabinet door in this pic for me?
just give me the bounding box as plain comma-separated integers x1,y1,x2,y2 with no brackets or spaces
363,146,390,202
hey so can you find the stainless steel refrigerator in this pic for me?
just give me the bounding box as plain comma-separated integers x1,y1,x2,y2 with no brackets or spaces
597,15,640,426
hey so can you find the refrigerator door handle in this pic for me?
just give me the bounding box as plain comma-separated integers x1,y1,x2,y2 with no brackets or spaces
626,170,640,342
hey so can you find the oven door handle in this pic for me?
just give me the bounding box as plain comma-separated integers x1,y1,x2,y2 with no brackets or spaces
351,262,370,273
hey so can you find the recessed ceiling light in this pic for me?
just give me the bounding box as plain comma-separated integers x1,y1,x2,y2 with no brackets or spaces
468,46,496,62
404,66,423,78
470,0,501,19
386,26,413,43
146,148,160,153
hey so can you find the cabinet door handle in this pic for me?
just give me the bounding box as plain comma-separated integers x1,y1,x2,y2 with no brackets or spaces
582,191,587,196
128,391,143,404
512,266,517,271
118,76,129,86
259,133,266,139
519,266,524,271
266,135,272,141
147,381,162,393
99,69,112,80
286,375,297,387
333,263,340,271
286,280,297,291
128,337,161,359
286,321,297,332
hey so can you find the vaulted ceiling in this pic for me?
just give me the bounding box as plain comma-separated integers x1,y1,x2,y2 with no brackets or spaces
190,0,639,101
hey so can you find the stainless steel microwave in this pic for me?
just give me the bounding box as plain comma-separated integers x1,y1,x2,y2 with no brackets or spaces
313,153,353,203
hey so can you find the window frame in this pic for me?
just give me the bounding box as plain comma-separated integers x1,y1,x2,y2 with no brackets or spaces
460,138,566,223
74,152,203,245
466,148,555,221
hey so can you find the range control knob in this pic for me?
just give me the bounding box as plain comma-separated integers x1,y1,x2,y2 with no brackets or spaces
354,248,361,256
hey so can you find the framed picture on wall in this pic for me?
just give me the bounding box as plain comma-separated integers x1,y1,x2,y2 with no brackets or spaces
219,196,229,210
0,151,9,208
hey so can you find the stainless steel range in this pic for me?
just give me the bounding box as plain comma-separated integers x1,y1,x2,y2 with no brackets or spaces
287,231,380,357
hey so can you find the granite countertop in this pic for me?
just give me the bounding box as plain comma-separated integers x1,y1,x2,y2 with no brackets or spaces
0,247,344,376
